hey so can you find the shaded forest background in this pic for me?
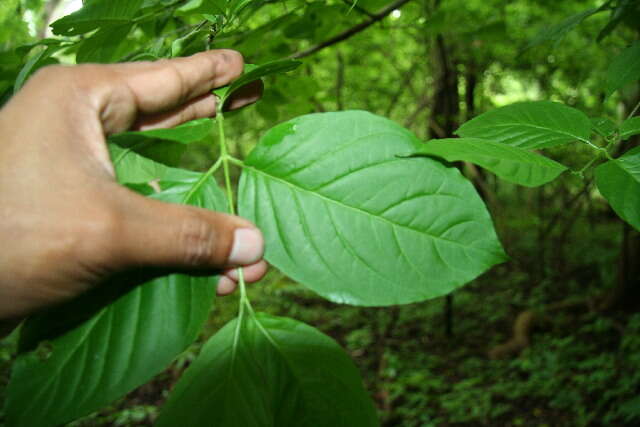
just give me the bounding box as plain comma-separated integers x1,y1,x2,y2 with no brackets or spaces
1,0,640,425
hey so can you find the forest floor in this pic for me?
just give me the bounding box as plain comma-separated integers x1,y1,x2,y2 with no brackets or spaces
2,260,633,427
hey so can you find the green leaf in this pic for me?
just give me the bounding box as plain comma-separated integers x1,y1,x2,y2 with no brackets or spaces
238,111,506,306
456,101,592,149
414,138,567,187
597,0,636,42
526,8,600,50
229,0,255,17
51,0,144,36
213,59,302,107
620,117,640,141
591,117,618,139
156,312,379,427
108,118,214,167
606,42,640,97
176,0,226,17
14,44,62,93
595,146,640,231
108,144,171,183
5,151,224,427
76,24,132,63
170,29,210,58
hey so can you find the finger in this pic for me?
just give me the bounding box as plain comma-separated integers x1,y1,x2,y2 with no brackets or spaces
111,49,244,115
224,80,264,112
217,261,268,296
216,276,237,296
111,189,264,272
133,93,217,131
224,260,268,283
132,80,262,131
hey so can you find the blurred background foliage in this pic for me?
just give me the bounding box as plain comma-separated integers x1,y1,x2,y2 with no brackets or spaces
1,0,640,425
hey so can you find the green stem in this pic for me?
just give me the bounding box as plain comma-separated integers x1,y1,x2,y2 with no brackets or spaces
571,155,599,178
581,138,614,161
217,111,251,309
218,113,235,215
182,155,223,204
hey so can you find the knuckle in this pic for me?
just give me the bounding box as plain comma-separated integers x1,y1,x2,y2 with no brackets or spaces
160,59,189,103
178,213,218,267
205,50,243,79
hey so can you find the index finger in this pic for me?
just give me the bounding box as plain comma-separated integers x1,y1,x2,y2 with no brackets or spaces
111,49,244,115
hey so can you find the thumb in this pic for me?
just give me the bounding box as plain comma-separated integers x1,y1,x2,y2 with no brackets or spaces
111,190,264,272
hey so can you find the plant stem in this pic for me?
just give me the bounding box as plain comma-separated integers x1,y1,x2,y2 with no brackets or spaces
217,111,252,309
218,113,235,214
581,138,614,161
627,99,640,120
182,155,223,204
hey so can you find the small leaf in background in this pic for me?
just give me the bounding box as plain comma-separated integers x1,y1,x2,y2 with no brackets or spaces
595,146,640,231
176,0,227,17
591,117,618,139
213,59,302,107
525,7,600,50
620,117,640,141
606,42,640,97
14,44,62,93
108,118,213,167
156,313,379,427
414,138,567,187
239,111,506,306
596,0,636,42
5,151,224,427
456,101,592,149
51,0,144,36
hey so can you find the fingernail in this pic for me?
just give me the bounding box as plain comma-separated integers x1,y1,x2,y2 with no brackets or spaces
228,228,263,265
217,276,236,295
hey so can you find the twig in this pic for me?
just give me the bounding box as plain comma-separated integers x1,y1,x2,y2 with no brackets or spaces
288,0,414,59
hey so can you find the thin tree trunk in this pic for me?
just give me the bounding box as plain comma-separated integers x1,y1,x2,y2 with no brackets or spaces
38,0,65,39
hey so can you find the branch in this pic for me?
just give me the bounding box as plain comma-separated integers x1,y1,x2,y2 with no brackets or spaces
341,0,376,18
288,0,414,60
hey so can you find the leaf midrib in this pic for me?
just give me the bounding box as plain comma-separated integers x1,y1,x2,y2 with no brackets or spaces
462,122,590,144
243,160,489,250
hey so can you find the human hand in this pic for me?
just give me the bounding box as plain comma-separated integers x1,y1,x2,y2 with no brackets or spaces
0,50,267,322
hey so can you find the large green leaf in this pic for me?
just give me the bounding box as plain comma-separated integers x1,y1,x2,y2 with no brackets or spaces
213,59,302,108
156,312,379,427
109,118,213,166
456,101,592,149
4,150,224,427
51,0,144,36
414,138,567,187
606,42,640,97
238,111,506,306
620,117,640,141
595,146,640,231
